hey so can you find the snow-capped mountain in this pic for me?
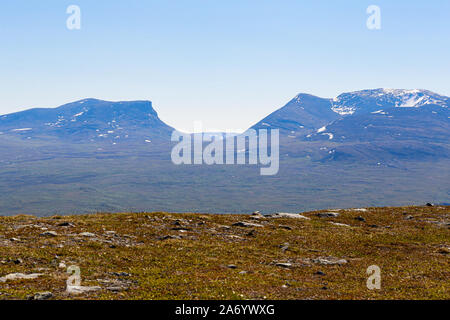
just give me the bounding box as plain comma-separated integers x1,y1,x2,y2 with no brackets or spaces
331,89,449,116
250,89,450,162
253,89,449,131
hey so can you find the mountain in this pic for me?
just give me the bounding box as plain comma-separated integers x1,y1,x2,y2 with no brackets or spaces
250,89,450,162
0,90,448,216
252,89,449,134
0,99,174,144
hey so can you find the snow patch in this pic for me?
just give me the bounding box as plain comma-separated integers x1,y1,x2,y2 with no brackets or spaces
322,133,334,140
331,105,356,115
12,128,32,132
352,208,368,212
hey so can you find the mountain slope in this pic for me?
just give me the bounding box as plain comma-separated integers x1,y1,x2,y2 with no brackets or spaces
251,94,340,135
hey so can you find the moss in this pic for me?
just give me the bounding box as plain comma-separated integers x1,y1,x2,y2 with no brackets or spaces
0,206,448,300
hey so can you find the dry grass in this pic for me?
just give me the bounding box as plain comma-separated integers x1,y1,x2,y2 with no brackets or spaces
0,205,449,300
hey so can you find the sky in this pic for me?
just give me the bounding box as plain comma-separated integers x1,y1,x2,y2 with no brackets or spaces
0,0,449,133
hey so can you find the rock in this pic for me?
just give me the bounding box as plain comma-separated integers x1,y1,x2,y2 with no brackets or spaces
438,246,450,254
78,232,96,237
369,224,379,228
0,273,43,282
113,272,131,277
239,271,248,275
250,212,263,219
31,292,53,300
279,243,290,252
316,212,339,218
311,257,348,265
106,286,125,292
246,230,256,237
158,235,182,241
232,221,264,228
352,208,368,212
279,225,292,230
275,262,292,268
355,216,366,222
9,237,21,242
315,271,326,276
329,222,351,227
227,264,237,269
171,227,191,231
40,231,58,237
13,258,23,264
67,285,101,295
105,231,116,235
426,203,433,207
423,219,449,228
404,215,414,220
226,235,244,240
59,262,67,269
58,222,74,227
269,213,310,220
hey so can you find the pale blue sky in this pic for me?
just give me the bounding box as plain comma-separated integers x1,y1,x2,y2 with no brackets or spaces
0,0,449,132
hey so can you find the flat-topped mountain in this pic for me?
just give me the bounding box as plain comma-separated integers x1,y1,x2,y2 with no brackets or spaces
0,99,174,144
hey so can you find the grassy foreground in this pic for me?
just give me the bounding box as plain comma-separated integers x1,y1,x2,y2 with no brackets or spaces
0,206,449,300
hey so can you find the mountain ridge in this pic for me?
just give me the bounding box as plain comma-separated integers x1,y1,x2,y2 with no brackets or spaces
252,88,448,132
2,88,448,137
0,89,448,216
0,98,174,143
